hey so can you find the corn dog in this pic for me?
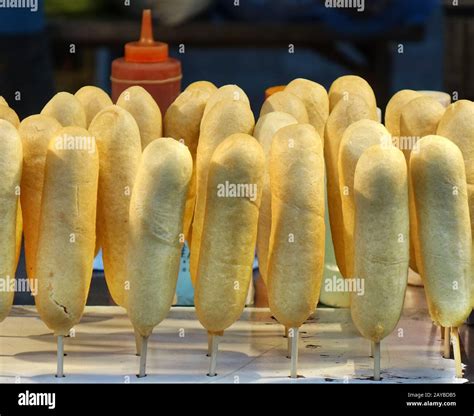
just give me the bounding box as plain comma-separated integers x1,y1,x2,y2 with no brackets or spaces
384,89,421,137
195,133,264,333
75,86,113,127
116,85,162,151
328,75,377,112
399,96,445,159
338,120,391,278
75,86,113,256
89,105,141,307
325,94,377,277
399,96,445,273
0,120,22,322
260,91,309,123
0,105,20,128
437,100,474,307
285,78,329,139
190,99,254,284
41,92,87,128
0,105,22,264
351,145,409,342
35,126,98,335
128,138,192,337
410,135,471,326
267,123,325,328
164,82,216,241
201,84,249,120
419,90,451,108
253,112,297,283
19,115,62,281
186,80,217,95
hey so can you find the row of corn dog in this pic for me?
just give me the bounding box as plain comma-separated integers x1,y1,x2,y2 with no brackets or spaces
0,75,470,379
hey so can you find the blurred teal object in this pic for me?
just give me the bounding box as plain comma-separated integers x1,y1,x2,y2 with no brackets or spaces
93,249,104,271
94,243,195,305
175,243,258,306
176,242,194,305
319,182,350,308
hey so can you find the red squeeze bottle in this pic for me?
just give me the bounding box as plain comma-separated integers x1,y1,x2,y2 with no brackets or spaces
111,9,182,114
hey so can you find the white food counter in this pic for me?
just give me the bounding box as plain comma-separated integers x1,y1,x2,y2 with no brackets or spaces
0,287,465,384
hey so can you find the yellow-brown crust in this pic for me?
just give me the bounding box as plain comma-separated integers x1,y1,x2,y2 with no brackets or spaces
19,115,62,281
127,138,192,337
116,86,162,151
195,133,264,333
267,124,325,328
338,120,391,279
75,86,113,128
285,78,329,140
325,94,377,277
351,145,409,342
0,120,22,322
41,92,87,128
190,99,254,285
254,112,298,283
410,135,471,326
89,105,142,307
260,90,309,124
164,82,216,241
35,126,98,335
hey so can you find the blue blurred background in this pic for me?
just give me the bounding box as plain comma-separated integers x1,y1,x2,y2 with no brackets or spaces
0,0,445,119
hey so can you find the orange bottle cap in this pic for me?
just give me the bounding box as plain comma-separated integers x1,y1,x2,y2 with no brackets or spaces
125,9,168,63
265,85,286,99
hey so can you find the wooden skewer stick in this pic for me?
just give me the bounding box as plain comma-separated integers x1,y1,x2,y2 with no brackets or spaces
207,332,212,357
207,334,219,377
285,326,291,359
373,341,381,381
56,335,64,378
138,336,149,378
289,327,299,379
440,325,445,340
287,335,292,359
451,327,463,379
134,329,142,356
443,327,451,358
